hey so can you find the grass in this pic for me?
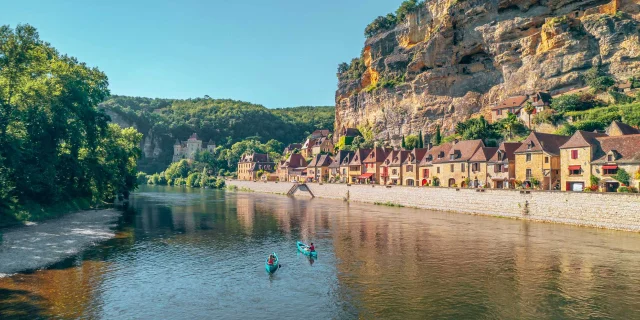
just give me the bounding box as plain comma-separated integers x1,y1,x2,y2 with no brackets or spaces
226,185,253,192
374,201,405,207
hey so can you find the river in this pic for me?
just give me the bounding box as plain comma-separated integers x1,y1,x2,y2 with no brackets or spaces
1,186,640,319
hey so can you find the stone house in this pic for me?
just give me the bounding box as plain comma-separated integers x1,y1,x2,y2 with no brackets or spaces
487,142,522,189
491,96,528,123
606,120,640,137
362,147,390,184
307,154,333,182
338,151,355,184
559,131,608,191
312,137,334,155
237,153,275,181
591,134,640,192
380,150,409,185
401,148,428,186
491,93,551,128
347,149,371,184
336,126,362,146
329,150,353,182
300,138,317,158
514,132,570,190
172,133,216,162
432,140,484,188
277,153,307,182
283,143,302,155
468,146,499,188
310,129,330,139
418,143,453,186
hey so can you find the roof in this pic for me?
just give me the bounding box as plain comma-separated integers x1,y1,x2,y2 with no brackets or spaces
363,147,389,163
281,153,307,169
348,149,371,165
188,133,199,140
207,139,215,146
302,138,317,150
492,96,528,110
240,153,270,163
489,142,522,163
174,138,181,146
382,150,410,167
514,132,571,156
336,150,355,167
403,148,428,165
618,80,632,89
560,130,609,149
434,140,484,163
470,147,499,162
607,121,640,136
342,127,362,137
530,92,552,107
310,129,330,139
307,154,333,168
592,134,640,164
329,150,351,168
419,143,453,166
284,143,302,151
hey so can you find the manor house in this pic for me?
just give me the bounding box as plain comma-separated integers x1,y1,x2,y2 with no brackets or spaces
172,133,216,162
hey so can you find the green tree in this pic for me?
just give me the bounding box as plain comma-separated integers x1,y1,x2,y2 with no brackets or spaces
432,126,442,146
584,66,615,92
524,101,535,128
405,135,419,150
401,135,407,149
396,0,423,21
418,130,424,148
613,168,631,186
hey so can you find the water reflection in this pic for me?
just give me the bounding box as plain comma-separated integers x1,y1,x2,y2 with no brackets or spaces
1,186,639,319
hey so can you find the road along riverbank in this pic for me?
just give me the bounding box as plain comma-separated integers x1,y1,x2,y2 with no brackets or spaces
0,209,121,277
227,180,640,232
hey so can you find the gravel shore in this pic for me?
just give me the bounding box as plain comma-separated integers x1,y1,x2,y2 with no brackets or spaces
0,209,121,276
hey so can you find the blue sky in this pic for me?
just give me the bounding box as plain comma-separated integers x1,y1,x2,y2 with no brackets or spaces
1,0,405,108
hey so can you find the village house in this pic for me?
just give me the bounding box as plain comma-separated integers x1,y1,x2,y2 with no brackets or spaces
401,148,428,186
312,136,335,155
514,132,570,190
491,96,528,123
283,143,302,155
329,150,353,182
276,153,307,182
491,92,551,127
487,142,522,189
348,149,371,184
300,138,317,158
338,151,355,184
237,153,275,181
336,126,362,146
361,147,390,184
172,133,216,162
380,150,409,185
606,120,640,136
591,134,640,192
310,129,330,139
468,146,499,188
559,131,608,191
307,154,333,182
418,143,453,187
434,140,484,188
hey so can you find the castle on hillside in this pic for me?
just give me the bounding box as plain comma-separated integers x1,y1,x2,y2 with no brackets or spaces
172,133,216,162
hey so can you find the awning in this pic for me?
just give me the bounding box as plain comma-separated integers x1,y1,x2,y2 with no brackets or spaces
568,165,581,171
491,178,506,181
602,165,618,170
358,173,374,179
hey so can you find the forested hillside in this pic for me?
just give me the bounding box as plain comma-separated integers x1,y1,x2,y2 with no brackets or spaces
100,95,334,173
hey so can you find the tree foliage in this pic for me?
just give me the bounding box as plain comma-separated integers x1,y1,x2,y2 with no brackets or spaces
583,66,615,92
0,24,143,220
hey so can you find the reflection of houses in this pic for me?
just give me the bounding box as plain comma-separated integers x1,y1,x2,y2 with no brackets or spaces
277,153,307,182
172,133,216,162
487,142,522,189
236,197,255,233
515,132,570,190
237,153,275,181
307,154,333,182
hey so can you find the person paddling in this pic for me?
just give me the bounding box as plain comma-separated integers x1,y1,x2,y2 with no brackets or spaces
308,243,315,252
267,254,275,265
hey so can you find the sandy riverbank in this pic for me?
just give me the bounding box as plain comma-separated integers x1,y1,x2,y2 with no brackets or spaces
0,209,121,276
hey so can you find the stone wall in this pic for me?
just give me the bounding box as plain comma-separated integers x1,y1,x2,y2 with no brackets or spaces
227,180,640,232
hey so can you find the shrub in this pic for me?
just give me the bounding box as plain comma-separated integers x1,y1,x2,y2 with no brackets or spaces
365,14,397,38
613,168,631,186
618,186,631,193
583,66,615,92
590,175,600,187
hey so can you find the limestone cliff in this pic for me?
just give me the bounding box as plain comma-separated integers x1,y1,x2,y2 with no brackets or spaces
335,0,640,144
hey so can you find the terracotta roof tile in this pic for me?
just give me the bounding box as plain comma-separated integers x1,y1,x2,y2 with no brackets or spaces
515,132,571,156
489,142,522,163
492,95,528,110
470,147,499,162
434,140,484,163
560,130,609,149
592,134,640,164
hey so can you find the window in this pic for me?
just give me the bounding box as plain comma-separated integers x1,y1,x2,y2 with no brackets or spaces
569,168,581,175
450,164,455,172
495,164,503,173
496,109,502,116
545,157,549,164
497,152,503,161
571,150,578,159
526,154,532,162
437,167,440,174
461,163,465,172
407,165,413,172
607,155,613,161
450,155,455,161
527,142,534,150
423,169,430,178
392,169,397,175
604,168,618,175
526,169,532,179
472,163,479,172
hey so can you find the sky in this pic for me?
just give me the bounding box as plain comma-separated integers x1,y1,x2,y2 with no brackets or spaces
1,0,406,108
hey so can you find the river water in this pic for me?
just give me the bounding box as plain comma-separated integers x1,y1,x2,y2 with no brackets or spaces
1,186,640,319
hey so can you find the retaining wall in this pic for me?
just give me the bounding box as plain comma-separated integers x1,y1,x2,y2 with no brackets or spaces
227,180,640,232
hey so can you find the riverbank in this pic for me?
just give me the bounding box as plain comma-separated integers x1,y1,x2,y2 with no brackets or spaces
0,198,94,228
0,209,121,277
227,180,640,232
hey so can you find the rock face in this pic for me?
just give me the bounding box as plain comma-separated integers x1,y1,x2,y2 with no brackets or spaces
335,0,640,144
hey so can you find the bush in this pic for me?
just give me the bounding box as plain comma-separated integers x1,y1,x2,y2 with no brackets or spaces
365,14,397,38
613,168,631,186
618,186,631,193
551,94,597,113
583,66,615,92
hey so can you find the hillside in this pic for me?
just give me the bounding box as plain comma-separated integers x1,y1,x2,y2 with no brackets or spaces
335,0,640,145
100,95,334,172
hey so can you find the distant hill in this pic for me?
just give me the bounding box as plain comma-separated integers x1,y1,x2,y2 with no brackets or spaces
99,95,334,173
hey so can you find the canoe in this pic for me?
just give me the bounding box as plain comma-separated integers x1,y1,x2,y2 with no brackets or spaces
265,252,279,274
296,241,317,257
